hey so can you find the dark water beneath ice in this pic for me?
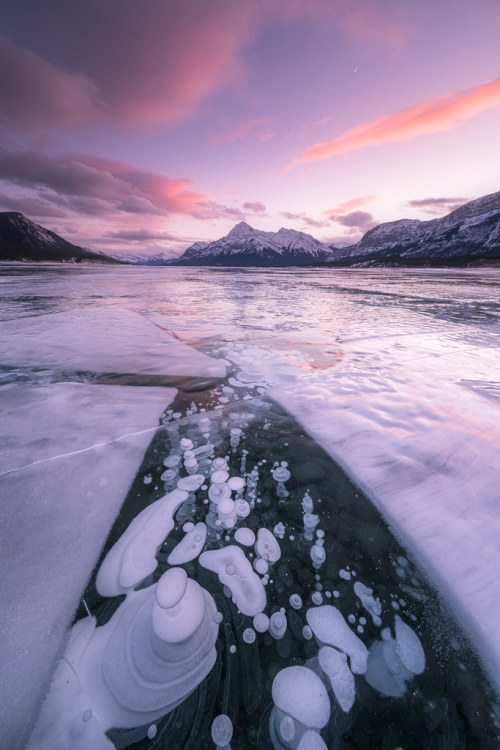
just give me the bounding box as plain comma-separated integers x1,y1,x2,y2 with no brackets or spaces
79,379,499,749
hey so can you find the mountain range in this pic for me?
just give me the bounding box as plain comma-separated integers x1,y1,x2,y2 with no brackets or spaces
173,222,330,266
325,191,500,267
0,212,118,264
1,190,499,267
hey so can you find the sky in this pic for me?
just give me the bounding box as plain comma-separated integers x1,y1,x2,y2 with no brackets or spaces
0,0,499,258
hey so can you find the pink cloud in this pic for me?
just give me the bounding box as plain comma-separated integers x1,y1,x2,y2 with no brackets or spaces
291,77,500,166
0,149,210,218
0,3,263,130
0,1,412,133
324,195,377,216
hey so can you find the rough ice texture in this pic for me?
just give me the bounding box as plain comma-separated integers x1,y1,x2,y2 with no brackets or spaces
274,333,500,692
199,545,267,616
318,646,356,713
96,488,188,596
167,522,207,565
306,606,368,675
272,665,330,729
0,307,226,377
0,382,176,750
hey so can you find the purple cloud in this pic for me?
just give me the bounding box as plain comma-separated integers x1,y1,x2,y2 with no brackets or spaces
407,196,468,215
243,201,266,213
0,34,101,131
105,229,182,242
330,210,377,232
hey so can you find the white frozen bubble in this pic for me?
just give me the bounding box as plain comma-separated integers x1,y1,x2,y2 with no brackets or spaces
311,545,326,568
147,725,157,740
199,546,266,616
243,628,256,644
289,593,303,610
254,558,269,575
302,625,313,640
306,605,368,675
208,483,231,504
273,522,285,539
212,457,229,472
394,615,425,675
153,567,204,643
234,527,255,546
272,666,330,729
312,592,323,606
354,581,382,626
167,522,207,566
253,613,270,633
211,470,230,485
269,611,287,640
339,569,351,581
183,522,195,532
318,646,356,713
365,640,411,698
227,476,245,492
279,715,295,743
272,466,291,483
96,488,188,596
296,730,328,750
177,474,205,492
211,714,233,747
255,528,281,563
235,499,251,518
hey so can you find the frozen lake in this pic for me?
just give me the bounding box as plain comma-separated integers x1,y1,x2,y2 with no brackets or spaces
1,264,499,749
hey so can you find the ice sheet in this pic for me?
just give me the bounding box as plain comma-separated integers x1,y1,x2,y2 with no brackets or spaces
274,360,500,692
0,382,176,749
0,307,226,377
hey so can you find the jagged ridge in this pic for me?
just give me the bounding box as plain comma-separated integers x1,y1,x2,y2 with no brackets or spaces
0,212,118,264
326,191,500,266
176,222,330,266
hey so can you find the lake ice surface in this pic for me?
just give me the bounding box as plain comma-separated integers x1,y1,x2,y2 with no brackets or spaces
0,264,499,748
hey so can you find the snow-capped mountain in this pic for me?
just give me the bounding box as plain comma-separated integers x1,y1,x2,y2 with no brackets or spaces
0,212,118,264
175,222,330,266
326,191,500,266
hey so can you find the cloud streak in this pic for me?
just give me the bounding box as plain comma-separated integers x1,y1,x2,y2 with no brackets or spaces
0,34,102,131
407,196,468,215
324,195,377,215
292,77,500,166
330,210,378,232
0,148,246,223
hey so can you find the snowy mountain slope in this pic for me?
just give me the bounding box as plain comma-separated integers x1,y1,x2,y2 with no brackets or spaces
0,212,118,264
326,191,500,266
176,222,330,266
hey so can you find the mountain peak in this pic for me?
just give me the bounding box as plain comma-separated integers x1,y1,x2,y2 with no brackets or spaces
177,222,329,266
227,221,255,237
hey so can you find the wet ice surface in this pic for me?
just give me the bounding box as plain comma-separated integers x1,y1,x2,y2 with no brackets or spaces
1,264,499,748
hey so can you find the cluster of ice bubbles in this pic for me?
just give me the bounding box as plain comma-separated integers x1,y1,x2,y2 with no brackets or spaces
29,407,426,750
